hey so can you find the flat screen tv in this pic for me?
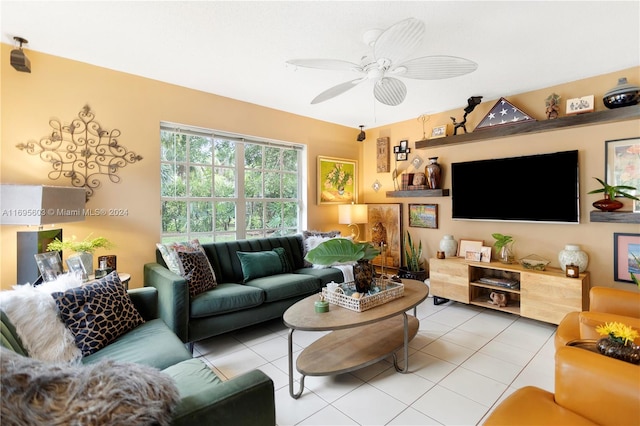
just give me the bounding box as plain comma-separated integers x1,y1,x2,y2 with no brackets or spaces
451,150,579,223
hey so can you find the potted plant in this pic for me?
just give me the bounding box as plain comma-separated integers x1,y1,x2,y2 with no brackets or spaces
398,231,427,281
47,235,113,275
492,233,515,264
305,238,380,293
588,177,639,211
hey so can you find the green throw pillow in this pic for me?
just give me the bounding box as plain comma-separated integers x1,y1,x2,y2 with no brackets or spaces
236,250,285,283
273,247,293,273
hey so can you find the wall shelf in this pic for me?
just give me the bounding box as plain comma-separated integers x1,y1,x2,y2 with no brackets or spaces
415,106,640,149
590,210,640,224
386,189,449,198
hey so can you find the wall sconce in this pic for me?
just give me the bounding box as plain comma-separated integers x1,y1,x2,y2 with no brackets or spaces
1,185,86,284
10,36,31,73
338,203,368,241
357,125,366,142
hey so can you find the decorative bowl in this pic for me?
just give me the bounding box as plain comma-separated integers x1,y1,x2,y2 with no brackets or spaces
519,254,550,271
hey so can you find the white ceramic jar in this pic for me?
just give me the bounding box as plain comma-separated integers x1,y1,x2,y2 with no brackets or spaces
439,235,458,258
558,244,589,272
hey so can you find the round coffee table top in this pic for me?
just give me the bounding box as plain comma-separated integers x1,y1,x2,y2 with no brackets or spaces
283,279,428,332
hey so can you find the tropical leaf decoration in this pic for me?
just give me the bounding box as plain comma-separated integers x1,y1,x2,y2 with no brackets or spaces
305,238,380,266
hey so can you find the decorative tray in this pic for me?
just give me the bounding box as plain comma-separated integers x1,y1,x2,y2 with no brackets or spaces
321,278,404,312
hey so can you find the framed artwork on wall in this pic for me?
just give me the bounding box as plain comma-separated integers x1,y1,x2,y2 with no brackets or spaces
317,156,357,205
613,232,640,283
408,204,438,229
605,137,640,212
365,203,402,269
376,137,390,173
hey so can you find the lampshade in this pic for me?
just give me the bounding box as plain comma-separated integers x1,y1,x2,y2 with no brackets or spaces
338,204,368,225
1,185,87,225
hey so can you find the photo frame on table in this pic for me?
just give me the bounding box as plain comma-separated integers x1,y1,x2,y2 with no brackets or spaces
605,137,640,213
317,156,357,205
457,239,484,258
365,203,402,269
34,252,63,283
480,246,492,263
66,256,88,281
408,204,438,229
613,232,640,283
431,124,448,139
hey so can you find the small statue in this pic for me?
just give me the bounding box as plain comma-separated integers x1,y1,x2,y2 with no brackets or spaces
545,93,561,119
489,291,509,307
451,96,483,135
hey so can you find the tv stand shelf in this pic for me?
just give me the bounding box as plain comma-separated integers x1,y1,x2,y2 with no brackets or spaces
430,257,589,324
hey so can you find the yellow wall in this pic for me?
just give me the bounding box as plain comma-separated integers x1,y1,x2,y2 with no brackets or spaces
1,43,638,294
361,66,640,292
1,45,359,289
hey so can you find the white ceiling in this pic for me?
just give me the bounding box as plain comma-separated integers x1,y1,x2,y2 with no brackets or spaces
2,1,639,129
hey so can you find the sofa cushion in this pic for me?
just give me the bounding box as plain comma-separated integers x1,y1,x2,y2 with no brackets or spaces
190,283,264,318
82,318,192,369
295,267,345,286
177,251,217,296
236,250,288,283
245,273,320,302
302,230,340,267
52,272,145,356
273,247,293,273
156,239,203,275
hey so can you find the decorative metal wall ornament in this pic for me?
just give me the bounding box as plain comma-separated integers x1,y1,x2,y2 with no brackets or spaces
16,105,142,200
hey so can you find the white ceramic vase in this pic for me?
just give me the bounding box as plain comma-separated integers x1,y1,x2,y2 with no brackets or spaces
439,235,458,258
558,244,588,272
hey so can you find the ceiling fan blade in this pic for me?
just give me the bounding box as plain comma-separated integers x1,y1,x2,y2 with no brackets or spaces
395,55,478,80
374,77,407,106
374,18,425,65
311,78,365,104
287,59,361,71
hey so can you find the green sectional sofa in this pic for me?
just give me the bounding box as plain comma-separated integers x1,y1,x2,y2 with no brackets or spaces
144,235,344,349
1,287,275,426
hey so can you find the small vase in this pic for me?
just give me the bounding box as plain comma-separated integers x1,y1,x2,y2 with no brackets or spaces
558,244,588,272
603,77,640,109
425,157,442,189
439,235,458,257
597,337,640,364
353,259,374,294
337,186,345,195
592,194,624,212
498,245,515,264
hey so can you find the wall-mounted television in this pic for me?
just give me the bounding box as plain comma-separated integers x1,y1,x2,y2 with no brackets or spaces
451,150,579,223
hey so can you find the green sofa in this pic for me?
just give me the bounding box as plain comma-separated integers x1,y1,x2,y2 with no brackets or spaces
144,235,344,349
0,287,275,426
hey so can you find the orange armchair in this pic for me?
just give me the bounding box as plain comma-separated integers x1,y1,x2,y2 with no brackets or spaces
555,286,640,348
484,346,640,426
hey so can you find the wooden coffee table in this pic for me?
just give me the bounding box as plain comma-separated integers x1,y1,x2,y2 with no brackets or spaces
283,279,429,398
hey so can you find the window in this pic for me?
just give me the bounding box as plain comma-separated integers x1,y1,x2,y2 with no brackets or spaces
160,123,304,243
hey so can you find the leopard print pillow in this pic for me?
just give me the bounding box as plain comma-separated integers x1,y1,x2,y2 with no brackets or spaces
177,251,217,297
51,272,144,357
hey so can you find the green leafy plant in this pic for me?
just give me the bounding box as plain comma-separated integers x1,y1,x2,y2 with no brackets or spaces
304,238,380,266
492,233,514,251
588,177,639,201
47,235,113,254
403,231,423,272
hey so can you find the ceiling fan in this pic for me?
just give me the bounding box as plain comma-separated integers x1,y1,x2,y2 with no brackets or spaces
287,17,478,106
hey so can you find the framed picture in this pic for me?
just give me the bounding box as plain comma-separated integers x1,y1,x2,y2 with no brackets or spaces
396,152,408,161
411,155,424,170
399,140,408,151
465,251,481,262
317,156,357,205
365,203,402,269
66,256,87,280
457,239,484,258
613,232,640,283
34,252,63,282
393,145,400,153
431,124,448,139
480,246,492,263
376,137,390,173
408,204,438,229
566,95,594,115
605,137,640,212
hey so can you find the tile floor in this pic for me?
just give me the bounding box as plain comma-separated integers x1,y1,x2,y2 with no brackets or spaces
193,292,557,426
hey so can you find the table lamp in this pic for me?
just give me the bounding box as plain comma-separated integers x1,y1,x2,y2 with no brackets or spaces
1,185,86,284
338,204,368,241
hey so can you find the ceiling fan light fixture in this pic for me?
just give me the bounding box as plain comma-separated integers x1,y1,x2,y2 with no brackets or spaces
362,29,382,47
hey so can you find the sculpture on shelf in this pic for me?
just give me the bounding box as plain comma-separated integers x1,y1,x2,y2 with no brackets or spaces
545,93,561,119
489,291,509,307
451,96,483,135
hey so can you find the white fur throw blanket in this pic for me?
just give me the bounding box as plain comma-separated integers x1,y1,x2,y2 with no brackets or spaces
0,274,83,363
0,347,180,426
